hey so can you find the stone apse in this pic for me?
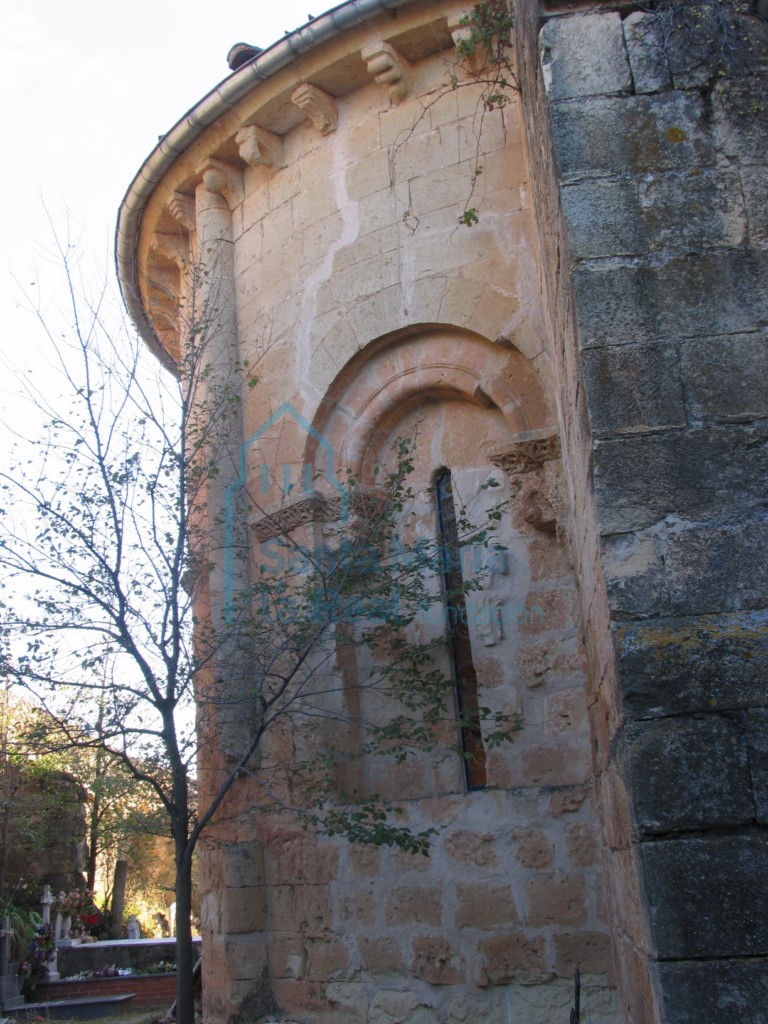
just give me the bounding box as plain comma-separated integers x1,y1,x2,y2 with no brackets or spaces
117,2,768,1023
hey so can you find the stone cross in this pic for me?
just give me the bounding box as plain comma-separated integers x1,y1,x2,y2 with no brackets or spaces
40,885,53,925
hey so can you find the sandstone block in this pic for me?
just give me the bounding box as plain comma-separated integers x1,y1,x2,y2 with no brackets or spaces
643,834,768,958
540,13,632,100
368,989,434,1024
545,689,587,735
622,12,672,93
627,716,753,835
516,638,583,689
565,823,599,868
616,611,768,718
656,957,768,1024
358,937,404,976
581,342,685,438
224,842,265,887
306,936,354,982
525,873,587,928
270,884,333,932
384,885,442,927
512,828,554,869
444,830,498,868
338,887,377,926
455,883,519,929
521,740,589,787
222,885,267,933
478,933,549,986
410,936,465,985
549,785,589,818
679,331,768,424
554,930,613,978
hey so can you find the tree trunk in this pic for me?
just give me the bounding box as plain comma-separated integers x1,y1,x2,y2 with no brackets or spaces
110,860,128,938
174,847,196,1024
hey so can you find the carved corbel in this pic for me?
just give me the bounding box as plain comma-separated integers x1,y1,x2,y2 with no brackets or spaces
489,429,562,534
166,192,195,233
151,233,190,269
448,14,486,74
199,158,244,209
291,84,338,135
235,124,285,169
361,41,411,104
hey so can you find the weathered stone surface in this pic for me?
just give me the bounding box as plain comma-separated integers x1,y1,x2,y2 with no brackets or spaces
525,873,587,928
455,883,519,929
368,989,434,1024
593,426,768,533
550,92,716,180
384,885,442,926
478,933,550,986
511,828,555,869
560,180,645,260
444,830,498,867
573,251,768,349
680,331,768,423
565,823,600,867
553,930,613,977
643,835,768,957
656,957,768,1024
713,74,768,165
602,531,666,618
540,13,632,100
616,611,768,717
746,708,768,824
622,11,672,94
639,169,746,250
359,937,404,976
626,716,753,834
664,520,768,615
742,167,768,247
410,937,465,985
581,341,685,437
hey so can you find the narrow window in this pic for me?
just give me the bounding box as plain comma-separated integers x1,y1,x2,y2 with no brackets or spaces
435,469,487,790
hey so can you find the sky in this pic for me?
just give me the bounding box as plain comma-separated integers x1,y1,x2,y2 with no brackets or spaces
0,0,323,424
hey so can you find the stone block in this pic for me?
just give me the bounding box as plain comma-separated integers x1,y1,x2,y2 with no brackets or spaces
545,689,587,735
713,76,768,166
626,716,753,834
455,883,519,929
560,180,646,260
520,739,590,787
603,531,666,618
553,931,613,977
224,842,265,887
444,830,498,867
581,342,685,437
657,957,768,1024
679,332,768,424
742,167,768,247
539,13,632,100
664,520,768,615
222,885,267,933
478,933,550,986
524,872,587,927
549,785,589,817
642,834,768,957
746,708,768,824
623,12,672,93
338,887,377,926
410,936,465,985
512,827,554,869
306,936,354,982
384,885,442,926
368,989,435,1024
639,169,746,250
593,426,768,534
616,611,768,718
550,92,716,180
516,638,583,689
574,251,768,349
565,823,600,867
358,937,404,976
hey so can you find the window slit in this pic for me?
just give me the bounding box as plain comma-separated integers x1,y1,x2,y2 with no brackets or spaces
435,469,487,790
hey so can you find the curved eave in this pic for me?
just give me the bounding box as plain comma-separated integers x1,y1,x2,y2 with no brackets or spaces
115,0,415,369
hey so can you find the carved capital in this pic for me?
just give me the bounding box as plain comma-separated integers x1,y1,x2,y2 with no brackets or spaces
488,428,561,477
166,192,195,232
250,488,384,542
235,124,285,168
361,41,410,104
199,158,244,209
291,84,338,135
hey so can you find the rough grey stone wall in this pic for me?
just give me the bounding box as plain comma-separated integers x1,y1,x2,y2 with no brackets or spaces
517,3,768,1021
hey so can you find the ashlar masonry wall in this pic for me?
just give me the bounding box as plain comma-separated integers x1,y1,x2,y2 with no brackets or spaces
515,3,768,1022
120,2,623,1023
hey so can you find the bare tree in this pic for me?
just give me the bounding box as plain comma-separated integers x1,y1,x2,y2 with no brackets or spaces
0,235,515,1024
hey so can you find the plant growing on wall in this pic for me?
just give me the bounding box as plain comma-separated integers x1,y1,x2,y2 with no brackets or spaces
0,234,517,1024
